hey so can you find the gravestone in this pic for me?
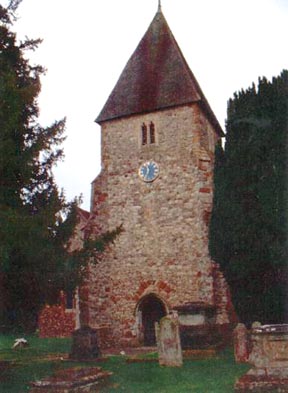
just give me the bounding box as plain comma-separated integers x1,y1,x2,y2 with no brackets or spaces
233,323,250,363
156,314,183,367
69,326,101,361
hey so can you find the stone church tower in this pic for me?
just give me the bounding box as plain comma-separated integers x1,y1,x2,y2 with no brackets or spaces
80,6,234,348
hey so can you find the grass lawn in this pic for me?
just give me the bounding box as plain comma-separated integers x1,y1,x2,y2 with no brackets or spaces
0,335,250,392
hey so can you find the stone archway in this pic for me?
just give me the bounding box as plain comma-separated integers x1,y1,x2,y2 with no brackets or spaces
137,294,167,346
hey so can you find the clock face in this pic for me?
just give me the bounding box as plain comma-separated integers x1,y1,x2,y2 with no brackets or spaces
139,161,159,182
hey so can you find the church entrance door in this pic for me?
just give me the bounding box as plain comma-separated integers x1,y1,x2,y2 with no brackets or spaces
138,294,167,346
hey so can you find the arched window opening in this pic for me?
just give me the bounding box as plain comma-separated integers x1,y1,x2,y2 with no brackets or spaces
150,122,155,144
141,123,147,145
66,289,74,309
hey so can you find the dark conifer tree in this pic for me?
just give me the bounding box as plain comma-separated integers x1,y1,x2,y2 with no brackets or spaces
209,70,288,325
0,0,77,331
0,1,121,332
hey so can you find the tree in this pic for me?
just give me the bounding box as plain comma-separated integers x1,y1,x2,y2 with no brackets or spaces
0,1,121,332
209,70,288,325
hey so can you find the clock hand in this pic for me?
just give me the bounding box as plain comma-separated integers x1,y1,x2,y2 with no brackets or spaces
146,165,150,178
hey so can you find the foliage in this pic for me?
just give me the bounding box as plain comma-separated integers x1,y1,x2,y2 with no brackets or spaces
0,335,249,393
0,0,77,332
63,225,123,294
0,1,121,333
209,70,288,324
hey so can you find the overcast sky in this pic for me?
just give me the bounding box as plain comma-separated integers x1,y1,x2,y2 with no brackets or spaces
8,0,288,210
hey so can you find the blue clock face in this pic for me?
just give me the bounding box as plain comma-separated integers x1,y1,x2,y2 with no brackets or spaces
139,161,159,182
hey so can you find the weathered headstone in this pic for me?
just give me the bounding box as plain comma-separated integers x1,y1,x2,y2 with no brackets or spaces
156,315,183,367
233,323,250,363
69,326,101,360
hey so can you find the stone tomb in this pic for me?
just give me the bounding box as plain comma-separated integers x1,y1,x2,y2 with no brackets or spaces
156,314,183,367
235,324,288,392
173,302,218,349
30,367,112,393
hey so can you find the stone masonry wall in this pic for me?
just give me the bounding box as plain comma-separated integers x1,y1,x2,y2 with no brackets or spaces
84,104,232,347
38,304,76,338
38,292,77,338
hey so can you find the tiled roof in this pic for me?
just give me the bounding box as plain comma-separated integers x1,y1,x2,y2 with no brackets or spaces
96,9,223,136
77,207,91,221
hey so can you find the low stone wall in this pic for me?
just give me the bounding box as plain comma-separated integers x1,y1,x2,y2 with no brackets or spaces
38,304,76,338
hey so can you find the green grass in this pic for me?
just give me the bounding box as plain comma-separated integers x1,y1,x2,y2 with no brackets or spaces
100,349,250,393
0,335,72,361
0,335,73,392
0,336,250,393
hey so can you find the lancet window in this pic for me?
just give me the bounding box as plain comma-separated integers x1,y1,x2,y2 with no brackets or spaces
150,122,155,144
141,122,156,145
141,123,148,145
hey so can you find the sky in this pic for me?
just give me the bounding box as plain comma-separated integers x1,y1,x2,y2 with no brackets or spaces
6,0,288,210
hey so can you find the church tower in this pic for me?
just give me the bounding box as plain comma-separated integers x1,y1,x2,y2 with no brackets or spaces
82,6,234,348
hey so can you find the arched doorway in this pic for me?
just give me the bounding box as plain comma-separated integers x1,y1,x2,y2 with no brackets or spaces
137,294,167,346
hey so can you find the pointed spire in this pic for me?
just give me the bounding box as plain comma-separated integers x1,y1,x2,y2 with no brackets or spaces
158,0,162,13
96,6,223,136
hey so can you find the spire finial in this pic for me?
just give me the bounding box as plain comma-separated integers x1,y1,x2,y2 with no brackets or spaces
158,0,162,12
